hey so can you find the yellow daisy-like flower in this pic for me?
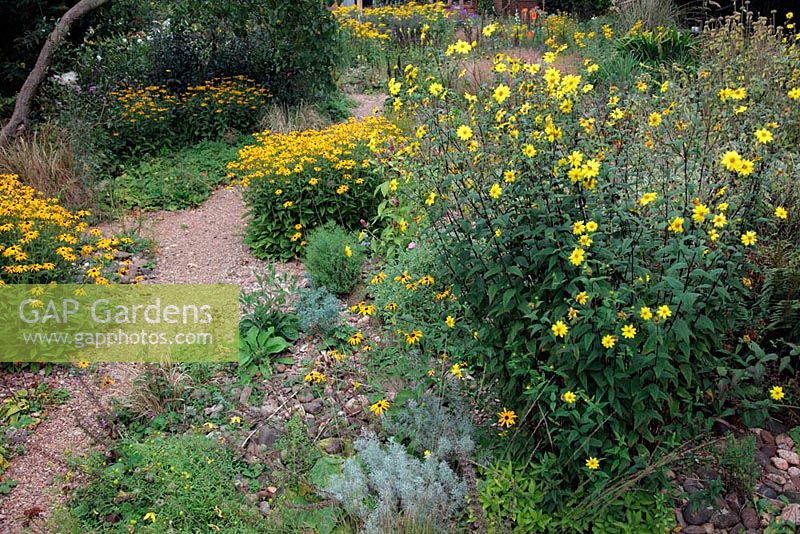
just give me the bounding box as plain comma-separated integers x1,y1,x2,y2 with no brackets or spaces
668,217,684,233
406,329,423,345
656,305,672,320
493,84,511,104
445,315,456,328
585,457,600,470
601,335,616,349
640,306,653,320
552,320,569,338
740,231,757,246
76,360,90,369
648,112,662,127
369,399,390,416
576,291,588,305
497,408,517,428
775,206,788,220
585,221,598,233
344,245,353,258
639,192,657,206
456,125,473,141
720,150,742,172
563,391,577,404
569,248,586,266
755,128,774,144
770,386,785,401
488,183,502,200
621,324,637,339
450,363,464,379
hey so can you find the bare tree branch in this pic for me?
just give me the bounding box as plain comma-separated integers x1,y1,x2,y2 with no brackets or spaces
0,0,112,146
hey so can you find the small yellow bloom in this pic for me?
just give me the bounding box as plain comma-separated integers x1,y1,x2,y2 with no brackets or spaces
621,324,637,339
741,231,758,246
656,305,672,320
563,391,577,404
344,245,353,258
601,335,616,349
640,307,653,321
576,291,588,305
552,320,569,338
497,408,517,428
569,248,585,266
488,183,502,199
585,457,600,470
369,399,390,416
770,386,785,401
775,206,788,220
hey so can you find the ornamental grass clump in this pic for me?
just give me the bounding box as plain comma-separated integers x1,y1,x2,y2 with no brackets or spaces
377,9,800,489
228,116,404,260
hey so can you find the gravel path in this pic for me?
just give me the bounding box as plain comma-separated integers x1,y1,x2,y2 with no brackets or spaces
0,93,385,532
0,366,135,532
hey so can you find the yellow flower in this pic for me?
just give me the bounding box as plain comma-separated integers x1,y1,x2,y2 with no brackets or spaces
639,192,657,206
488,183,503,199
755,128,774,144
770,386,785,401
585,457,600,470
656,305,672,320
493,84,511,104
668,217,684,233
579,235,592,248
712,213,728,228
720,150,742,172
426,192,437,206
648,112,662,127
775,206,788,220
450,363,464,379
445,315,456,328
144,512,157,523
569,248,585,266
230,416,242,424
344,245,353,258
621,324,637,339
497,408,517,428
563,391,577,404
453,39,473,54
369,399,390,416
76,360,90,369
552,320,569,338
406,329,423,345
640,307,653,320
456,125,473,141
601,335,616,348
741,231,757,246
585,221,598,233
789,88,800,100
575,291,588,305
482,23,497,37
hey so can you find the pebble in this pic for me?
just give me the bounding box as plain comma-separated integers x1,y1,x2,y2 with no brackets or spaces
740,507,760,529
778,449,800,466
772,457,790,470
776,434,795,448
781,503,800,524
789,467,800,478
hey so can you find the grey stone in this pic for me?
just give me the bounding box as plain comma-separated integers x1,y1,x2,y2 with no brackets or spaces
258,426,281,447
302,400,323,415
779,449,800,466
772,456,790,470
785,491,800,504
684,503,714,525
761,430,776,445
259,501,271,515
781,503,800,524
682,526,710,534
740,507,759,529
711,508,740,529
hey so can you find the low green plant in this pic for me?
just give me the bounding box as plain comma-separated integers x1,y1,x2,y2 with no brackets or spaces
0,384,70,427
717,433,759,498
276,415,320,486
239,326,293,379
240,267,300,342
294,285,344,336
61,434,266,532
304,224,365,295
616,27,696,66
112,139,245,211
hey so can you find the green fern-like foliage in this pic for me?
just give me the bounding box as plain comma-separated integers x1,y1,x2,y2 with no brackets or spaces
757,242,800,342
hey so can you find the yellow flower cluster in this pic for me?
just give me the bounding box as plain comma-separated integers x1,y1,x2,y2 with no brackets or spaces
110,85,178,123
0,174,125,284
334,1,452,45
184,76,271,112
230,117,404,258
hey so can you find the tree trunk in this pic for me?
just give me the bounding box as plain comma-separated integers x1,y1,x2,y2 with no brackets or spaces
0,0,112,146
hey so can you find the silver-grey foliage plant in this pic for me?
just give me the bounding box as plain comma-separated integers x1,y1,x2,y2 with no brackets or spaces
326,432,467,534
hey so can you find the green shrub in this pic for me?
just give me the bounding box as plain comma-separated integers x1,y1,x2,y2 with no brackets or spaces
230,117,403,260
294,285,344,336
62,435,265,533
304,224,365,295
615,27,696,65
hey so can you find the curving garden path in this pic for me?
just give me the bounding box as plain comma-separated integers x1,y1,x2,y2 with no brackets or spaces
0,93,384,533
